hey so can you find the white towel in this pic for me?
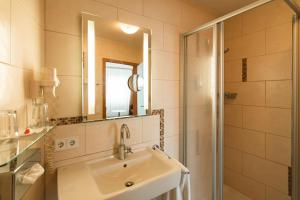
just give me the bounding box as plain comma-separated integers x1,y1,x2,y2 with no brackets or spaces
17,163,44,184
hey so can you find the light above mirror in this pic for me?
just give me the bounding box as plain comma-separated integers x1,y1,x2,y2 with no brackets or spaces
120,23,140,34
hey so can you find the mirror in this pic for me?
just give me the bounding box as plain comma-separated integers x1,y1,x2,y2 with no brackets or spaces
82,14,151,121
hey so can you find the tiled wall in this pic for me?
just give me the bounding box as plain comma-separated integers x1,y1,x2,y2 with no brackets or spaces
0,0,44,129
53,115,160,164
224,1,293,199
44,0,217,161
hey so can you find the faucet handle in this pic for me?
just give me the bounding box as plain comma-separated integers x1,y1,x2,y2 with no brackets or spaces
126,146,133,154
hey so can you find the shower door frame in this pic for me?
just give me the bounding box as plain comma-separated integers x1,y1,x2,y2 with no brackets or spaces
181,0,300,199
181,23,219,200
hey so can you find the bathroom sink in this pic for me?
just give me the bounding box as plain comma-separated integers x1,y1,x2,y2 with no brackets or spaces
58,147,182,200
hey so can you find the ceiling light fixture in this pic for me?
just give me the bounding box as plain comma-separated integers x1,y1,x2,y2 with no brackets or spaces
120,23,139,34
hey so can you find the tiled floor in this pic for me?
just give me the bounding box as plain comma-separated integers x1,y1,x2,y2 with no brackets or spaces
223,184,251,200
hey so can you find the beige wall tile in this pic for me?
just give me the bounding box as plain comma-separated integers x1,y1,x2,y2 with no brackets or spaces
224,147,242,173
85,120,118,154
15,0,44,26
151,80,165,109
46,0,117,35
11,0,44,71
225,82,265,106
224,168,266,200
266,23,292,54
224,105,243,127
0,0,10,64
243,106,268,132
266,108,291,137
224,15,242,41
45,31,81,76
54,76,82,118
242,5,267,35
54,124,85,161
266,186,291,200
242,31,265,58
243,106,292,137
164,108,179,137
225,126,266,158
142,115,160,142
266,80,292,108
46,0,80,35
116,0,143,14
247,51,292,81
94,0,117,6
81,0,121,27
265,0,293,28
151,50,179,80
224,37,243,61
163,81,179,109
243,153,288,193
143,0,181,26
0,63,32,110
180,2,215,31
224,60,242,82
163,24,180,53
266,134,291,166
165,135,179,160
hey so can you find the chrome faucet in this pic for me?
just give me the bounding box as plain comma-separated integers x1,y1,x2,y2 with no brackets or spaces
118,124,132,160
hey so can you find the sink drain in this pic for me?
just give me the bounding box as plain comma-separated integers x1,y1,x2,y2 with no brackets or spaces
125,181,135,187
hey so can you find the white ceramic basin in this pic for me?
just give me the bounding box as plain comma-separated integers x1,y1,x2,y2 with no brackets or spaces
58,147,182,200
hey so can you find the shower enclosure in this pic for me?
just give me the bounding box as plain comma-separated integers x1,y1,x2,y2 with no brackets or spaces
181,0,300,199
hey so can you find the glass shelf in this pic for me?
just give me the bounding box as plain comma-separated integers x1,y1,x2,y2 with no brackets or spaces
0,125,56,167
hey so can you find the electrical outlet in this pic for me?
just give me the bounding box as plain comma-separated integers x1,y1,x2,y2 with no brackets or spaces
55,137,79,151
55,139,66,151
65,137,79,149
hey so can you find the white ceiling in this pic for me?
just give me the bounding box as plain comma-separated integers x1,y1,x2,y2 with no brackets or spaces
191,0,259,14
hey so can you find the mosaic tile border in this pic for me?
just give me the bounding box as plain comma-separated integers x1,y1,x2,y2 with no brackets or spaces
152,109,165,151
49,116,86,126
50,109,165,150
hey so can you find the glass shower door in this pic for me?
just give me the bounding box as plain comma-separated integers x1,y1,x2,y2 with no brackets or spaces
184,25,219,200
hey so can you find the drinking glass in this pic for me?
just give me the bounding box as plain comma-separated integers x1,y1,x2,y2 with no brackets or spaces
0,110,18,139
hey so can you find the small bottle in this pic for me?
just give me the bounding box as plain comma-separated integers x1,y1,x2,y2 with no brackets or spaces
31,97,49,129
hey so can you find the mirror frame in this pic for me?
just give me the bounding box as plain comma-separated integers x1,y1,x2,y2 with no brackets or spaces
81,12,152,122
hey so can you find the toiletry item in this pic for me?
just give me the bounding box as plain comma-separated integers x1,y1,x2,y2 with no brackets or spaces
17,163,45,184
30,68,60,99
24,128,31,136
0,110,18,139
40,67,60,97
30,97,49,129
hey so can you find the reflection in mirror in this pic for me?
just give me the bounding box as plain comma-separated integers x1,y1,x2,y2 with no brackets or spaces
82,14,151,121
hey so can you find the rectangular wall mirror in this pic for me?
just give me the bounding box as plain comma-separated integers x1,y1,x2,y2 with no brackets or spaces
82,14,151,121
